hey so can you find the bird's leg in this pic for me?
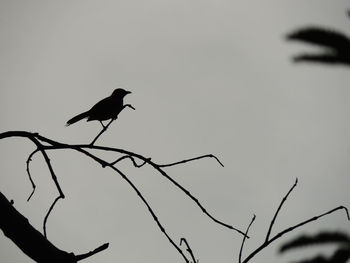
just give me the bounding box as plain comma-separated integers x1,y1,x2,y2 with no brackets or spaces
91,119,115,145
99,121,106,128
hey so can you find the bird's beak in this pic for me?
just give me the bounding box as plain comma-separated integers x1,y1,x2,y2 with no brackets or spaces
126,91,132,94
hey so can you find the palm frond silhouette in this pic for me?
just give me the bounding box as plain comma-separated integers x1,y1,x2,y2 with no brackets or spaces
280,231,350,263
287,27,350,65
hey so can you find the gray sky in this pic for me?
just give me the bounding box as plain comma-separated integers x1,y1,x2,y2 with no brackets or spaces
1,1,350,262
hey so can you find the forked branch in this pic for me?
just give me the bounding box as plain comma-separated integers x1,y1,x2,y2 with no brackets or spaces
180,238,199,263
0,191,108,263
0,130,245,263
265,178,298,242
240,179,350,263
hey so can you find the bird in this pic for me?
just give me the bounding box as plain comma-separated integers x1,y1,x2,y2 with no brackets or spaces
66,88,132,126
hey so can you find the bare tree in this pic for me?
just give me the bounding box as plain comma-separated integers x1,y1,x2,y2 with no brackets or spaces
1,104,349,263
0,116,246,262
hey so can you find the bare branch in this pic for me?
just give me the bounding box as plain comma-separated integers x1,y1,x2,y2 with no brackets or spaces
75,243,109,261
37,148,64,238
0,130,247,262
36,140,246,236
239,215,256,263
149,160,246,236
0,131,65,237
110,155,150,168
43,196,62,238
0,191,75,263
239,177,349,263
86,146,245,236
90,119,115,145
180,238,199,263
242,206,349,263
271,206,350,242
158,154,224,168
26,148,40,201
265,178,298,242
1,191,109,262
73,147,190,263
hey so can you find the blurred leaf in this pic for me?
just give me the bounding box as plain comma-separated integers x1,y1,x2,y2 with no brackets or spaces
290,248,350,263
287,28,350,50
286,27,350,65
280,232,350,253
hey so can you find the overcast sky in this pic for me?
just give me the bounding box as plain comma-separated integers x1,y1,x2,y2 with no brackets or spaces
1,1,350,263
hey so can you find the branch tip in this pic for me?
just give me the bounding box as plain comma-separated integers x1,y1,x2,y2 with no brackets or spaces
75,242,109,261
210,154,224,167
239,214,256,263
341,206,350,221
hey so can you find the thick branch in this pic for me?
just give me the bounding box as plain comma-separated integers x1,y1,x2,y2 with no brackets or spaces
0,191,108,263
75,243,109,261
0,131,65,237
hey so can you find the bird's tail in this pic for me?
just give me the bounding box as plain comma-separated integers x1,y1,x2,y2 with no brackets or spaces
66,111,89,126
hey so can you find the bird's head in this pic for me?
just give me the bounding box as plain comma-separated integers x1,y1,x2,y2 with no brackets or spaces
111,88,132,98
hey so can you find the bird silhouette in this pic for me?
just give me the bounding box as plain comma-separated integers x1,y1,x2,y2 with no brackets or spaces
66,88,131,126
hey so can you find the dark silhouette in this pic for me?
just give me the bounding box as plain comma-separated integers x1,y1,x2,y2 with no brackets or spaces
280,231,350,263
287,27,350,65
0,130,240,263
66,88,131,126
238,178,349,263
0,191,108,263
286,10,350,66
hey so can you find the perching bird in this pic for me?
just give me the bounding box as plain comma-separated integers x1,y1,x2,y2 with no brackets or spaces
66,88,131,126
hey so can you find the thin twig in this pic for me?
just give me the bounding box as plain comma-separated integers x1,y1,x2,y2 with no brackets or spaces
90,119,115,145
150,161,246,236
239,215,256,263
158,154,224,168
265,178,298,242
110,155,150,168
89,147,246,236
26,148,40,201
43,196,62,238
72,147,190,263
242,206,349,263
36,141,246,236
180,238,198,263
75,243,109,261
37,147,65,238
0,130,247,262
